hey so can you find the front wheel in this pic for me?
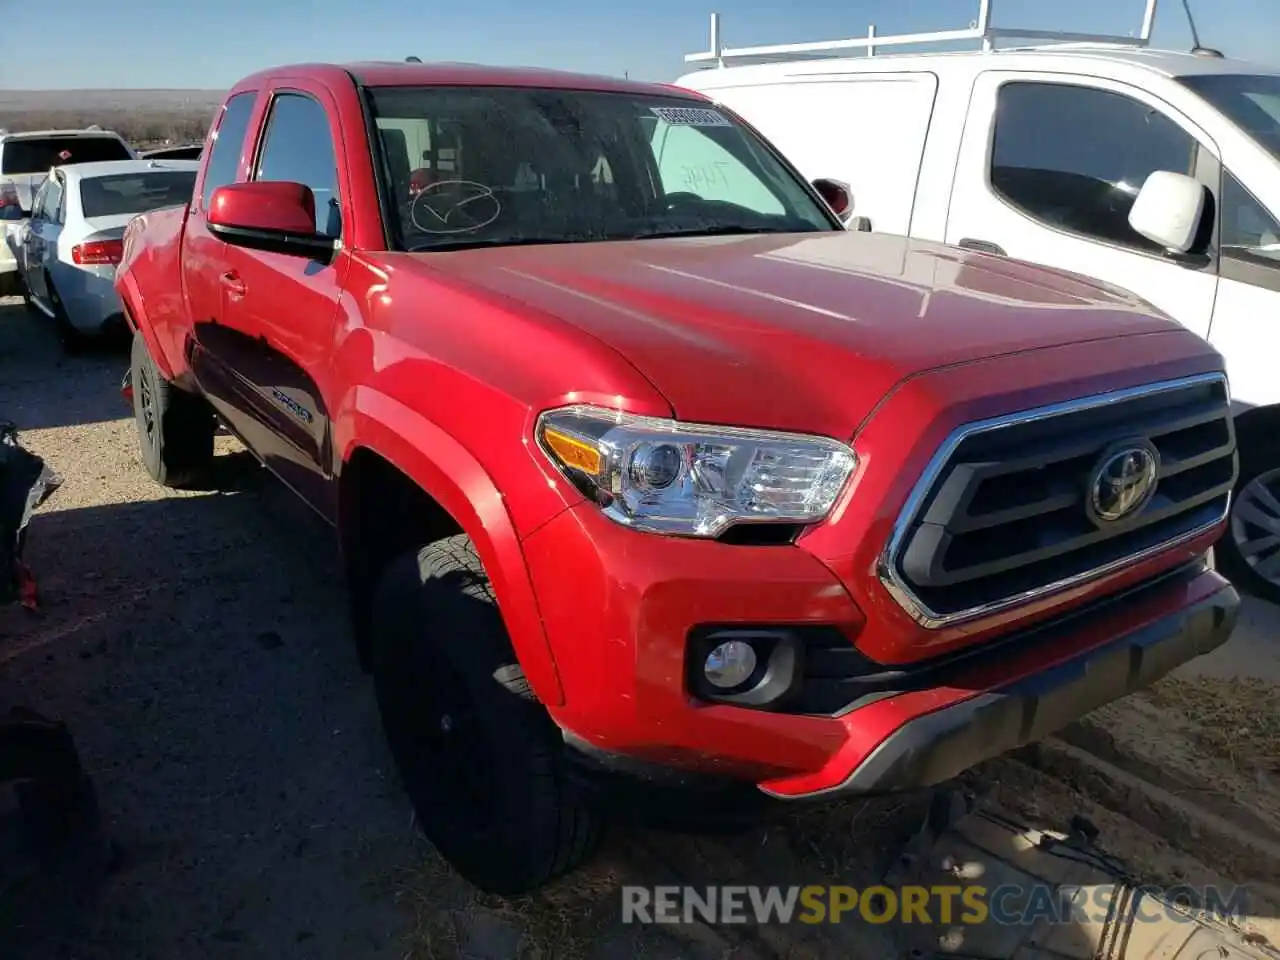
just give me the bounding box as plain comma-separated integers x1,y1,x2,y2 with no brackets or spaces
1216,436,1280,605
370,535,602,894
130,332,216,488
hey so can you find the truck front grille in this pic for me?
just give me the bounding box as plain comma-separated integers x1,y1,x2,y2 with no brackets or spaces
880,373,1236,627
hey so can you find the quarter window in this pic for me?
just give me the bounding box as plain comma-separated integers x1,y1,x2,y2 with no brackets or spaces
201,92,256,210
990,82,1199,254
254,93,342,237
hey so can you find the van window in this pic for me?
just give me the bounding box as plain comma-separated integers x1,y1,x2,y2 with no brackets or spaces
1221,171,1280,267
1179,74,1280,164
990,82,1198,254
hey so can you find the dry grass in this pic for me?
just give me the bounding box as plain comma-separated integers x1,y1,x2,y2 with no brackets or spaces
1142,676,1280,774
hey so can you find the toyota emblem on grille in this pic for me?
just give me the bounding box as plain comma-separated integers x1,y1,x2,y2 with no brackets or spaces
1087,440,1160,525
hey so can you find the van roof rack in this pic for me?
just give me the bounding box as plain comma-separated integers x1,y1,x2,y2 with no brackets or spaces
684,0,1160,66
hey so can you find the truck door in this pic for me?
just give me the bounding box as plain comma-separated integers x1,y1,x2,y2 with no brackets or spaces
209,83,346,520
182,91,257,388
944,72,1219,340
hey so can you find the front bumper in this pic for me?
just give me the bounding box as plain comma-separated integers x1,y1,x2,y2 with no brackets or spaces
769,569,1238,798
523,504,1237,798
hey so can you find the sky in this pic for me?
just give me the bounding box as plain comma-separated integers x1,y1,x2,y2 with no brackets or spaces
0,0,1276,90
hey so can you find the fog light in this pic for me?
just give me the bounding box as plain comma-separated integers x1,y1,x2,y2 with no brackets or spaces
704,640,758,689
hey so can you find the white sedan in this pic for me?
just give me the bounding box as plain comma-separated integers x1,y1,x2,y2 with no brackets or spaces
17,158,198,352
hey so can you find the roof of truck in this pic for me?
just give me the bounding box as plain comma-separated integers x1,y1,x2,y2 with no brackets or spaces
679,44,1279,89
231,61,701,99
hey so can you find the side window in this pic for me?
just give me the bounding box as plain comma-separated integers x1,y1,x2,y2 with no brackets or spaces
254,93,341,237
990,82,1199,254
1221,171,1280,266
649,118,785,216
201,92,256,211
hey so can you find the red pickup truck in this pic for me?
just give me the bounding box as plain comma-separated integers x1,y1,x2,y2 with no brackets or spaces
115,61,1241,894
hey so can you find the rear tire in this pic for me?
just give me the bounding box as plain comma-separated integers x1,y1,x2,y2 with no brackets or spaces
370,535,602,894
130,332,216,488
1216,434,1280,606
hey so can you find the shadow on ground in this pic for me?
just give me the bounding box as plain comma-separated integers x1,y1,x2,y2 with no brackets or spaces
0,469,932,960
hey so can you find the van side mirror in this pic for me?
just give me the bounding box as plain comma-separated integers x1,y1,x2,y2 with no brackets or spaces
1128,171,1206,255
812,178,853,223
207,181,336,261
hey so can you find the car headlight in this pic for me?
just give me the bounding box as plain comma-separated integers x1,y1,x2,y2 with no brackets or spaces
535,405,857,537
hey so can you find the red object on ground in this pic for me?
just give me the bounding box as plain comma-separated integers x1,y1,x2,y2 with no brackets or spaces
17,563,37,610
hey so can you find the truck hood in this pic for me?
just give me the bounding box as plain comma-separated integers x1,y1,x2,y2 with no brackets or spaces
384,231,1181,438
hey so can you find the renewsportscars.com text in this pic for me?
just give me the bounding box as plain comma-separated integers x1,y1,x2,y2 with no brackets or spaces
621,884,1249,926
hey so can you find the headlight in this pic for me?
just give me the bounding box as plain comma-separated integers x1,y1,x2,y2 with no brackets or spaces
535,405,857,537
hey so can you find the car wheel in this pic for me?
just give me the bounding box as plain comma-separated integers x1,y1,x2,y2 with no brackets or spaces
46,277,86,355
130,331,216,488
1216,436,1280,605
370,534,602,894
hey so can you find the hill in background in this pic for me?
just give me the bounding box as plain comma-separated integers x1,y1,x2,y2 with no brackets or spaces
0,88,226,147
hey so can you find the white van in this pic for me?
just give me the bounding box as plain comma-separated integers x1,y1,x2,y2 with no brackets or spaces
675,3,1280,602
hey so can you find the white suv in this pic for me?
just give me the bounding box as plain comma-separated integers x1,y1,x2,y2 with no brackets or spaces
0,129,136,296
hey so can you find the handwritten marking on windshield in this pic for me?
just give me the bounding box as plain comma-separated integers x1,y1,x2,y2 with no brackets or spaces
410,180,501,235
677,162,734,193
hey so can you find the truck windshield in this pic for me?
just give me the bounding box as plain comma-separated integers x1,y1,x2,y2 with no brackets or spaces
365,86,837,251
79,170,197,219
0,136,132,174
1178,73,1280,163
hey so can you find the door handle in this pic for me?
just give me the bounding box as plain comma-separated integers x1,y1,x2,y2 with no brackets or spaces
220,271,246,299
957,238,1007,256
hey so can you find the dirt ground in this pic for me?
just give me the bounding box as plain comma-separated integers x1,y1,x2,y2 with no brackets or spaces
1,295,1277,960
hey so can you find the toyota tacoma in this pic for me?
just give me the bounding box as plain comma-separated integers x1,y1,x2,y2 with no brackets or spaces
114,61,1241,895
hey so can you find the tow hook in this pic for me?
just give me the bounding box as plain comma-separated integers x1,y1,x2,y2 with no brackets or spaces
120,370,133,408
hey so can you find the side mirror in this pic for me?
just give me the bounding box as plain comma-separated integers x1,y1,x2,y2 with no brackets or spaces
207,181,335,260
812,178,853,223
1128,171,1206,255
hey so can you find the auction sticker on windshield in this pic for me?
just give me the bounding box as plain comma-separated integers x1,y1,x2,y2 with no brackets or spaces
650,106,731,127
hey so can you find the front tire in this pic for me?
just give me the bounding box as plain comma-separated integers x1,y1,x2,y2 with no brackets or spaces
370,535,602,894
130,332,216,488
1217,435,1280,605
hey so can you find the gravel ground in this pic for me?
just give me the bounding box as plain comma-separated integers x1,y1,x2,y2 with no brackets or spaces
1,295,1277,960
